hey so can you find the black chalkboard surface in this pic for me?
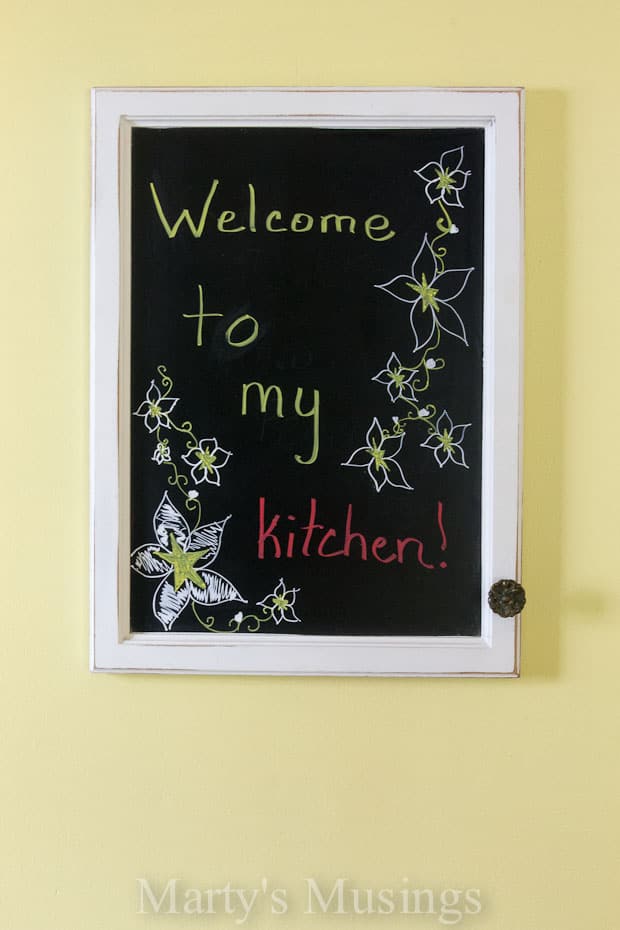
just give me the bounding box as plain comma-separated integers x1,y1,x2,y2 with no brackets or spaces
129,126,485,637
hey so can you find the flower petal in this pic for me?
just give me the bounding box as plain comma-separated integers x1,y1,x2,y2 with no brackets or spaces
436,410,454,434
424,179,443,204
387,380,400,402
214,448,232,468
153,578,190,630
133,401,151,417
372,369,392,386
375,275,418,304
285,585,299,604
442,188,464,209
383,459,414,491
279,605,301,624
342,446,372,468
399,381,417,403
410,234,438,286
420,433,441,451
145,381,160,405
414,159,441,183
190,516,230,567
153,492,191,548
365,417,386,449
190,462,210,484
436,302,468,345
189,571,246,606
156,395,179,414
143,413,160,434
181,448,197,467
435,266,473,301
256,595,276,619
445,169,469,192
155,413,172,431
447,444,468,468
440,146,464,174
131,544,171,578
381,432,405,459
433,446,451,468
367,463,388,493
409,305,437,353
202,468,222,487
450,423,470,446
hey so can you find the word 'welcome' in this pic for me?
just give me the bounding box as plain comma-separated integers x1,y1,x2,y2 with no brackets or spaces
150,181,396,241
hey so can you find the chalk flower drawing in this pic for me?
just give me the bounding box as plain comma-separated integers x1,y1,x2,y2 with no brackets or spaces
342,144,476,491
414,146,471,209
420,411,470,469
152,439,171,464
257,579,302,625
131,492,245,631
372,352,418,403
182,438,232,487
133,380,179,433
376,234,473,352
132,366,303,632
342,417,413,492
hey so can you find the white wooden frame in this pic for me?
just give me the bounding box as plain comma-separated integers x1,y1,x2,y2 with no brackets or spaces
91,87,523,676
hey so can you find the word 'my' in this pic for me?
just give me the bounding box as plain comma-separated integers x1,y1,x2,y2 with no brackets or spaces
150,181,396,242
242,383,319,465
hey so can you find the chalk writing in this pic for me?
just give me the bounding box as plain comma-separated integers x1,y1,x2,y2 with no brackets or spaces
241,382,320,465
150,181,396,241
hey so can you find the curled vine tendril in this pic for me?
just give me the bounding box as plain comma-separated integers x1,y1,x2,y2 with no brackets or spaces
429,202,454,273
166,463,189,493
184,496,202,527
383,403,437,440
169,420,197,445
243,611,269,633
157,365,174,397
430,243,448,272
412,356,445,392
191,604,272,634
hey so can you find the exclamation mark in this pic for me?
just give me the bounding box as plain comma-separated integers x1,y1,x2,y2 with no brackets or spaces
437,500,448,568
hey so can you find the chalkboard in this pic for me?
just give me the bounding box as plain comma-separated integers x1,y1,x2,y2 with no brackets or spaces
129,125,484,636
91,88,523,675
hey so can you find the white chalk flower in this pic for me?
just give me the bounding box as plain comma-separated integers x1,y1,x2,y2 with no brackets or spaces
257,579,301,625
342,417,413,493
182,438,232,487
376,235,473,352
420,410,470,468
130,493,245,630
133,381,179,433
372,352,417,403
414,147,471,208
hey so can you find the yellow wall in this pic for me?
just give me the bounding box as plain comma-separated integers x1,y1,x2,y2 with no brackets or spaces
1,1,618,928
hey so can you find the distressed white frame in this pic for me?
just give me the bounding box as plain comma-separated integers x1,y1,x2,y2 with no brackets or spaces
91,87,523,676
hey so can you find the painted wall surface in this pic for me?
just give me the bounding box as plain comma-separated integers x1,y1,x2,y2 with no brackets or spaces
1,1,618,928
